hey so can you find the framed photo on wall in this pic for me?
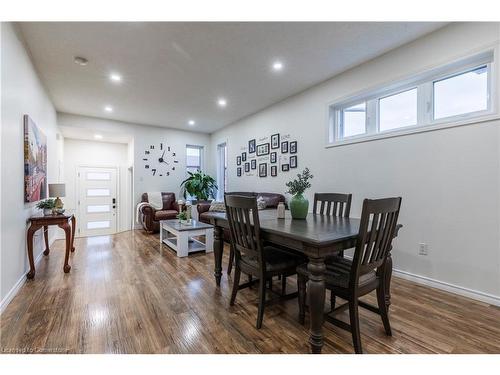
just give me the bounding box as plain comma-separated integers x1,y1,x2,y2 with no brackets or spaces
281,141,288,153
237,156,241,165
256,143,270,156
270,152,277,163
290,155,297,168
259,163,267,177
271,165,277,177
237,167,242,177
242,152,247,162
282,164,290,172
244,162,250,172
249,139,256,154
271,133,280,149
290,141,297,154
251,159,257,169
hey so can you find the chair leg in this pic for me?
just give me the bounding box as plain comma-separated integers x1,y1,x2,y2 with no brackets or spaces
230,267,241,306
281,275,287,295
256,278,266,329
227,245,234,275
297,274,307,324
330,292,336,311
268,277,273,290
349,299,362,354
376,285,392,336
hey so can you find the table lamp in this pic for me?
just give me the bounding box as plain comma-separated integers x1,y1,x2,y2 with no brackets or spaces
49,183,66,210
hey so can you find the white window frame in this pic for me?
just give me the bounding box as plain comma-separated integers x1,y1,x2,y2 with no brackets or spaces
327,48,498,148
186,144,204,173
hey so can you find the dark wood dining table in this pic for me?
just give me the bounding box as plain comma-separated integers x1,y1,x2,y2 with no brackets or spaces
203,210,402,354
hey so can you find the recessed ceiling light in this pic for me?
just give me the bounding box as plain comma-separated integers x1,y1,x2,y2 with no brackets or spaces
272,61,284,71
94,134,103,140
74,56,89,66
109,73,122,83
217,98,227,108
188,120,196,126
104,105,113,113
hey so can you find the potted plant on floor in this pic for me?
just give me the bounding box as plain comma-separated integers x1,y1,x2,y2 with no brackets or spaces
285,168,313,219
180,170,218,204
36,198,55,215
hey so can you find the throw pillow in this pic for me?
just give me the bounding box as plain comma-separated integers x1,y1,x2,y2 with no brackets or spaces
256,196,267,210
209,201,226,212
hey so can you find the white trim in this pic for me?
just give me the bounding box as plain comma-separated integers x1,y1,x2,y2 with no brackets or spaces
393,269,500,307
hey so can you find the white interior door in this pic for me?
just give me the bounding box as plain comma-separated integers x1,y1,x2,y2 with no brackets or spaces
77,166,118,237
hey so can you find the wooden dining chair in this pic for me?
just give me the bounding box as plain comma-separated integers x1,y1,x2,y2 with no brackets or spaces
297,197,402,353
225,194,304,329
313,193,352,217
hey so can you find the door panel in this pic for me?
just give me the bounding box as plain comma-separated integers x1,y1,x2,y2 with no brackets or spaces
78,166,118,236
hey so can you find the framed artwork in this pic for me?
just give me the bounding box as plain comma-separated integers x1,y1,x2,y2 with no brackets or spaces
271,133,280,149
248,139,256,154
270,152,277,163
271,165,277,177
259,163,267,177
290,141,297,154
242,152,247,162
282,164,290,172
24,115,47,203
290,155,297,168
237,156,241,165
244,162,250,172
256,143,270,156
237,167,242,177
251,159,257,169
281,141,289,153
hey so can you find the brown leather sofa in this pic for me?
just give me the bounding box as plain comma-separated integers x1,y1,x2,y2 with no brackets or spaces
197,192,286,240
139,192,179,233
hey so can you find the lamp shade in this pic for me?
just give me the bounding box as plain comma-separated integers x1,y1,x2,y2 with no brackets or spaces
49,183,66,198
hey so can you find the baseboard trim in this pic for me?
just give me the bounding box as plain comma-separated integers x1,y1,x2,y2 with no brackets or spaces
0,236,57,314
393,268,500,307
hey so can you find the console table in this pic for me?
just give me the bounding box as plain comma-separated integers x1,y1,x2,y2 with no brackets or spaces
26,213,76,279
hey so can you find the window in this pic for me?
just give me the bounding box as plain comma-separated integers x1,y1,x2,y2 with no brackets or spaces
329,51,495,146
216,143,227,200
186,145,203,174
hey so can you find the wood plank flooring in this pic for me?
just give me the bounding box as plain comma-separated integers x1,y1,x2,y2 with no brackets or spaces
1,230,499,354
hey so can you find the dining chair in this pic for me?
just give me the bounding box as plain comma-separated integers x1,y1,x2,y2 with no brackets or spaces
297,197,402,353
225,194,304,329
313,192,352,217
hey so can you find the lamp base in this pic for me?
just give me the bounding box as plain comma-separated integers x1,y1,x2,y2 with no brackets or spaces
54,197,64,209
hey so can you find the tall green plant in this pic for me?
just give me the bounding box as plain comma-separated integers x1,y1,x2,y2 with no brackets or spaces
180,170,218,201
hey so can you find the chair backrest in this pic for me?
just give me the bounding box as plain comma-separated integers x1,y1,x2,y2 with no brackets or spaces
224,194,264,269
350,197,402,286
313,193,352,217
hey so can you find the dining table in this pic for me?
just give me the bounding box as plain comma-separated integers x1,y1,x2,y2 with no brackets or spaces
203,209,402,354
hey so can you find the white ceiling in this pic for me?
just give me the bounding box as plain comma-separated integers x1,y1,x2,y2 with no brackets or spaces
19,22,446,134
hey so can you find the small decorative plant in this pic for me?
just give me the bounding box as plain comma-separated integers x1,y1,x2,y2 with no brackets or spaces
36,199,55,215
180,170,218,202
177,211,188,221
285,168,313,220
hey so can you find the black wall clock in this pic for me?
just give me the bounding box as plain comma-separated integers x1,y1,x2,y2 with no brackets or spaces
143,142,179,176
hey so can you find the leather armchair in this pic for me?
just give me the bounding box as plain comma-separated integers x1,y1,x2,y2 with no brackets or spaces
139,192,179,233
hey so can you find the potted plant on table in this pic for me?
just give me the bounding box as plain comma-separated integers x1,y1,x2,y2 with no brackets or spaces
36,199,55,216
285,168,314,219
180,170,218,204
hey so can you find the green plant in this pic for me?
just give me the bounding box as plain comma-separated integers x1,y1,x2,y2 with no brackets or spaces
177,211,188,221
36,199,55,210
285,168,313,196
180,170,218,201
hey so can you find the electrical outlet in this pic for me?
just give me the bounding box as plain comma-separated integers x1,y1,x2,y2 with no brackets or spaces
418,243,428,256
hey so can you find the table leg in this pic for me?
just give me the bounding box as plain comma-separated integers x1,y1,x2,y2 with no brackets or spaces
43,225,50,255
307,254,326,354
177,232,189,257
70,216,76,252
26,225,39,279
213,225,223,286
59,221,72,273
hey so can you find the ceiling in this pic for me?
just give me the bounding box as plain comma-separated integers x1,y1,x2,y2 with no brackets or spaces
19,22,447,134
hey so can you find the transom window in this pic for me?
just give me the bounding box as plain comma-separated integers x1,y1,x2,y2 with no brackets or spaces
329,51,495,145
186,145,203,174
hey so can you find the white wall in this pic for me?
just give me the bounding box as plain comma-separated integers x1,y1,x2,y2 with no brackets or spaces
57,113,211,223
1,23,63,306
210,23,500,301
63,138,131,233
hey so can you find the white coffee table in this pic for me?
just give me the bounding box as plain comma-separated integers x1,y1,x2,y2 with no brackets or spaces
160,219,214,257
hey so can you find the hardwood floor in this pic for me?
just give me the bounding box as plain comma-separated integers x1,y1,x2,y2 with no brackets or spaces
1,230,499,354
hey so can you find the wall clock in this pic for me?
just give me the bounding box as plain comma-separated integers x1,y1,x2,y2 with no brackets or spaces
142,142,179,176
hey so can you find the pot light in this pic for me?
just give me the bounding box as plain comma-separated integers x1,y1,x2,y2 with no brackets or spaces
272,61,284,71
188,120,196,126
109,73,122,83
217,98,227,108
74,56,88,66
94,134,103,140
104,105,113,113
